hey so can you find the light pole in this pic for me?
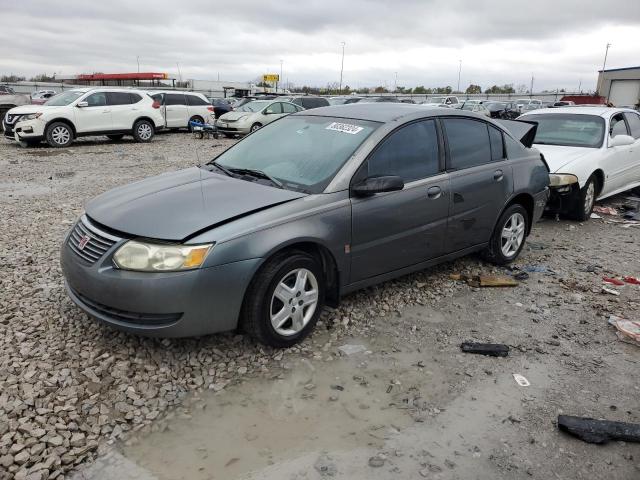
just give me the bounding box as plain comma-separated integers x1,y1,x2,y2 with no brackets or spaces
339,41,346,94
457,59,462,93
176,62,182,84
597,43,611,96
530,73,534,96
280,59,283,93
394,72,398,93
136,56,140,73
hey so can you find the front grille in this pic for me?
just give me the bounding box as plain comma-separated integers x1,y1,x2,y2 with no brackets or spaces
5,114,20,125
71,287,182,326
67,216,119,265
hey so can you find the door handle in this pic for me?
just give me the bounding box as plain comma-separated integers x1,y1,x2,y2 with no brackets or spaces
427,186,442,199
493,169,504,181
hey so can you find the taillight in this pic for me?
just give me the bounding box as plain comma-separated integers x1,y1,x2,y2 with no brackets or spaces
207,106,214,112
152,100,161,109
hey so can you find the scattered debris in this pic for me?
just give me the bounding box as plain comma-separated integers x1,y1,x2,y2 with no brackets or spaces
557,415,640,444
512,374,530,387
224,457,240,467
623,276,640,285
608,315,640,346
368,454,386,468
590,212,602,219
338,344,367,356
601,286,621,296
514,271,529,281
450,274,518,287
602,277,625,286
330,384,344,391
460,342,509,357
523,265,553,274
314,454,338,476
593,206,618,216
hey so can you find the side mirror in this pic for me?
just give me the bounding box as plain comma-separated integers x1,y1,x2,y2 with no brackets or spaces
76,101,89,108
352,176,404,196
609,134,635,147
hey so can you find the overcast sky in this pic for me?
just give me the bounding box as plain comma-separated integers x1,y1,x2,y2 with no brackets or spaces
1,0,639,91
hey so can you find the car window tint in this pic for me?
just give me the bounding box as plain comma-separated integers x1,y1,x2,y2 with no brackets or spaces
85,92,107,107
367,120,439,182
610,114,629,137
186,94,209,106
130,93,142,103
623,113,640,139
504,133,529,159
165,93,186,106
488,125,505,161
265,103,283,114
106,92,133,105
443,118,492,169
281,102,297,113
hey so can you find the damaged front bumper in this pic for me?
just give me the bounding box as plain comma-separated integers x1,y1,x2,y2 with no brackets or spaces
544,174,581,215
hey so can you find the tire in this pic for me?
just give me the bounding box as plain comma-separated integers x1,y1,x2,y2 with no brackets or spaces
188,116,204,132
45,122,73,148
132,119,154,143
106,134,124,141
484,204,529,265
250,123,262,133
571,175,597,222
241,251,325,348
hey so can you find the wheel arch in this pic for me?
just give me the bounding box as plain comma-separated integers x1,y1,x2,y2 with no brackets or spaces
45,118,77,137
132,116,157,131
591,169,605,197
502,192,535,235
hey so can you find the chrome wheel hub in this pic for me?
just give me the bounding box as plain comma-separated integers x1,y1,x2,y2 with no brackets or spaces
270,268,319,336
51,126,70,144
584,182,595,215
138,123,152,140
501,212,525,257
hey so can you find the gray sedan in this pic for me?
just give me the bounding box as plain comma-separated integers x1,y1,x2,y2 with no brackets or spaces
61,104,549,347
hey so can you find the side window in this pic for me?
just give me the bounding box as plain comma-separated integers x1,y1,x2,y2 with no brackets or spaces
165,94,186,106
504,133,529,159
366,120,440,182
264,103,283,114
292,98,303,107
130,93,142,103
610,114,629,137
106,92,133,105
151,93,163,103
488,125,505,161
186,94,209,106
85,92,107,107
623,113,640,139
443,118,492,169
281,102,297,113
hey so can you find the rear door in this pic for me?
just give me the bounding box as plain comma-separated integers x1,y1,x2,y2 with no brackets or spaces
443,117,513,252
185,93,212,122
164,93,188,128
350,119,450,282
106,92,136,130
624,112,640,184
606,113,636,193
74,91,112,133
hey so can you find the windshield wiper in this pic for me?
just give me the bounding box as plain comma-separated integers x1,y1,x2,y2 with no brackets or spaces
203,161,233,177
228,167,284,189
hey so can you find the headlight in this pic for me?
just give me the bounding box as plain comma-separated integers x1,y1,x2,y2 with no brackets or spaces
549,173,579,187
113,240,213,272
21,113,43,121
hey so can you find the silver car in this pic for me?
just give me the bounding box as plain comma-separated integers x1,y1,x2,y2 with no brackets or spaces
61,104,550,347
216,99,303,136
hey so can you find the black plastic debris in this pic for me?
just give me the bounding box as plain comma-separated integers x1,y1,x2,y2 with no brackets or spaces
557,415,640,444
460,342,509,357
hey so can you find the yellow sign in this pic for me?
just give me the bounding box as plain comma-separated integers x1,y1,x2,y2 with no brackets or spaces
262,74,280,83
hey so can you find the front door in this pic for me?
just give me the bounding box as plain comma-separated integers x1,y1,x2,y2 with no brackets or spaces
74,92,112,133
164,93,188,128
442,118,513,252
603,113,637,195
350,119,449,283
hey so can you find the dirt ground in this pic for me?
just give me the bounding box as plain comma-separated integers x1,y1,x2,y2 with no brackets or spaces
1,132,639,480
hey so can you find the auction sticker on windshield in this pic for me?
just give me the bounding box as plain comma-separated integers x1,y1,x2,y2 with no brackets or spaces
326,122,364,135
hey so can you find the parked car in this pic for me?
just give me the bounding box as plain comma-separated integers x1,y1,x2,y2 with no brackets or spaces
0,90,31,129
216,99,303,136
3,88,164,147
552,101,576,107
484,102,520,120
516,98,542,109
359,96,403,103
148,91,214,130
0,86,16,95
61,103,549,346
279,96,330,110
208,98,233,118
460,102,491,117
423,96,460,106
329,96,363,105
521,106,640,220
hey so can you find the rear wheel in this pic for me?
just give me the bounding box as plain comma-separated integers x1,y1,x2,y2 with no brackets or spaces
133,119,154,142
45,122,73,148
241,251,325,348
484,204,529,265
106,134,124,141
571,175,597,222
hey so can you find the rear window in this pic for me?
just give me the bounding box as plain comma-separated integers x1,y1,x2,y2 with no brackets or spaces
107,92,133,105
186,94,209,106
530,113,605,148
130,93,143,103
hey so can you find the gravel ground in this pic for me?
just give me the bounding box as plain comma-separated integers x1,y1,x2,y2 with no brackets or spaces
1,132,639,480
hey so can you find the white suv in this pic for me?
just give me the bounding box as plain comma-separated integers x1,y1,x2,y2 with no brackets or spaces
3,88,164,147
148,91,214,129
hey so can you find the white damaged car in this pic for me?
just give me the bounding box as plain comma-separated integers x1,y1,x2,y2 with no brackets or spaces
521,106,640,220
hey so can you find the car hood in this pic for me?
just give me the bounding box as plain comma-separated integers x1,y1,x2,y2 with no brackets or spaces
86,167,306,241
219,111,255,121
532,144,595,173
9,104,66,115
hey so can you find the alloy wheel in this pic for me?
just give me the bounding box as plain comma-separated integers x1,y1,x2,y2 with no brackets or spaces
584,181,595,215
500,212,525,258
51,126,70,145
270,268,319,336
137,123,153,140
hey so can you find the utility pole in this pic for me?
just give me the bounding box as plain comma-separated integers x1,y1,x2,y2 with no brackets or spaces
578,79,582,93
457,59,462,93
597,43,611,96
136,56,140,73
339,41,346,94
176,62,182,84
530,73,534,96
279,59,283,93
394,72,398,93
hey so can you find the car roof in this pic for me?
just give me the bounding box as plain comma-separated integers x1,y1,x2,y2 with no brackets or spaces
292,103,482,123
521,106,634,118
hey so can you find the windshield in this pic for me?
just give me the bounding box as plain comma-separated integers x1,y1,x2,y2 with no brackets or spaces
236,100,270,112
531,114,605,148
429,97,445,103
44,90,86,106
210,116,379,193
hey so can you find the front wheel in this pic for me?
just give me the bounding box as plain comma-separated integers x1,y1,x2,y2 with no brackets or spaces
571,176,596,222
133,119,154,142
484,204,529,265
241,251,325,348
45,122,73,148
250,123,262,133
